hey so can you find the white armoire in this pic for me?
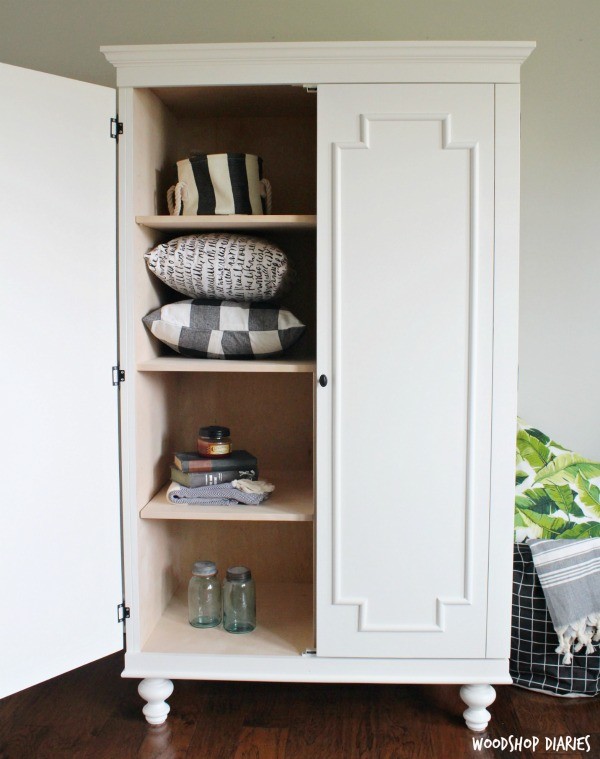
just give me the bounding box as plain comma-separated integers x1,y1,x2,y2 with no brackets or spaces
0,41,534,731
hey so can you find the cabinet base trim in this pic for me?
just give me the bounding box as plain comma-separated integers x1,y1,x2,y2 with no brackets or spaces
123,652,511,684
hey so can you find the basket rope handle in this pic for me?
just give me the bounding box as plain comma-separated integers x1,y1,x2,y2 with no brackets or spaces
260,178,272,215
167,182,187,216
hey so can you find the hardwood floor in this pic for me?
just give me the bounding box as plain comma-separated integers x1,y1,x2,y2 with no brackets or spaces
1,651,598,758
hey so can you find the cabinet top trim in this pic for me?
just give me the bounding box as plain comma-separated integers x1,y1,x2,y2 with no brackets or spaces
101,41,535,87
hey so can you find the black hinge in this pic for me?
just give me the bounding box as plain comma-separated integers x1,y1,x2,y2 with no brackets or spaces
110,117,123,140
303,85,317,93
117,603,130,623
301,648,317,656
112,366,125,386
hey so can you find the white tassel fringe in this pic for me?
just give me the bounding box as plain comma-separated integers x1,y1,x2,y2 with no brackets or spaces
232,479,275,494
555,613,600,664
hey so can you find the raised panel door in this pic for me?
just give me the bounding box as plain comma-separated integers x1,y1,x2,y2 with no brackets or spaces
316,84,495,658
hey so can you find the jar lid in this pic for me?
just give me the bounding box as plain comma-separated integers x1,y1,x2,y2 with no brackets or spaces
199,425,230,440
192,560,218,577
226,565,251,581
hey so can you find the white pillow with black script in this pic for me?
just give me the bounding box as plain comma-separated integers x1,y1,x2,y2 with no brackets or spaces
145,233,293,302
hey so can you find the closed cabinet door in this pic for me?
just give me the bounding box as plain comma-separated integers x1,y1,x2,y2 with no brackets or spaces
316,84,495,658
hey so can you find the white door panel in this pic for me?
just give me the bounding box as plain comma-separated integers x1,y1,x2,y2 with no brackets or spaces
0,64,121,697
316,84,495,658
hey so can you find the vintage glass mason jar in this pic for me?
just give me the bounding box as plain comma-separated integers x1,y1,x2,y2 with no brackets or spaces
222,565,256,634
188,560,222,628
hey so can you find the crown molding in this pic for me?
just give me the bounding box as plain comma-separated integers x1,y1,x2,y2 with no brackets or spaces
101,41,536,87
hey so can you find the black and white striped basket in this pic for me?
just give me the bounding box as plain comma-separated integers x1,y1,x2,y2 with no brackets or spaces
167,153,272,216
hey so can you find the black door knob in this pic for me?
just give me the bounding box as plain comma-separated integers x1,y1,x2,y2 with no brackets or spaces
318,374,328,387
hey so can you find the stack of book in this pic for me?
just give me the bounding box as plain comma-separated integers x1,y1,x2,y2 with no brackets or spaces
170,450,259,488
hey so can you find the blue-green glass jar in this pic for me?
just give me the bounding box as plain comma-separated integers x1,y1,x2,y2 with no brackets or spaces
188,561,221,628
223,566,256,634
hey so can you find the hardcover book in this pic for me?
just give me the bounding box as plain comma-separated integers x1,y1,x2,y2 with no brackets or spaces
173,450,258,473
170,467,258,489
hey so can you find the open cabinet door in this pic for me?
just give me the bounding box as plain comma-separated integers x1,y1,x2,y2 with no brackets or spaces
0,64,122,697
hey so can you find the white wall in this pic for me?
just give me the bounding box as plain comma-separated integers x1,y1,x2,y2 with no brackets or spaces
1,0,599,457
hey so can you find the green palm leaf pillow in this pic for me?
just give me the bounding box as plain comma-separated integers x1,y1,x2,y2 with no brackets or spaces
515,419,600,542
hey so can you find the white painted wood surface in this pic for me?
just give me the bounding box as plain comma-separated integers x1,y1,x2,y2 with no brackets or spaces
138,678,174,725
117,85,161,655
316,84,495,659
0,63,122,698
0,43,532,721
460,684,497,732
100,44,532,711
123,651,512,684
101,42,535,88
486,84,522,657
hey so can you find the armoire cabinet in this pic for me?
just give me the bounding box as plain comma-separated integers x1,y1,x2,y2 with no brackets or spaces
0,41,534,732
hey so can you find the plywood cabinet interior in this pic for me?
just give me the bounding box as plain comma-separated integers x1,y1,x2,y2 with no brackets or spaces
119,83,317,662
111,42,534,731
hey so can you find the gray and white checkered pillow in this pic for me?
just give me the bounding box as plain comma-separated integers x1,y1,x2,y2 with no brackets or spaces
143,299,305,359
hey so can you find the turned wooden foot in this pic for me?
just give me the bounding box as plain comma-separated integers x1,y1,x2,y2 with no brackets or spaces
459,684,496,732
138,678,174,725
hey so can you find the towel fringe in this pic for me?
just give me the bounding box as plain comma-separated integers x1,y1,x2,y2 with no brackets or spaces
555,613,600,664
232,479,275,494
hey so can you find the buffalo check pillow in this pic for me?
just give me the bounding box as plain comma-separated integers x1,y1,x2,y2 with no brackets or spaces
143,299,305,359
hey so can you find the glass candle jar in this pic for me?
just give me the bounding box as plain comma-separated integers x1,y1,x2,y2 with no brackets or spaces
223,565,256,634
188,561,222,628
197,425,232,458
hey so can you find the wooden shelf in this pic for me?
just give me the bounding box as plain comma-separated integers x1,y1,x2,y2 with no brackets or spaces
143,582,314,656
136,214,316,232
136,356,316,373
141,470,313,521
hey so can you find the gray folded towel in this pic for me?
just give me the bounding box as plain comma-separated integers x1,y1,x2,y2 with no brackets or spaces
167,479,273,506
529,537,600,663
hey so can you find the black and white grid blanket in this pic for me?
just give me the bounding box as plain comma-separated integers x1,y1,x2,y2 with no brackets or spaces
529,538,600,663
